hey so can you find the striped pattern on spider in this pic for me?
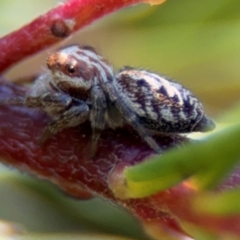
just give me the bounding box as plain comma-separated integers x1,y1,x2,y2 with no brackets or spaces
4,45,215,156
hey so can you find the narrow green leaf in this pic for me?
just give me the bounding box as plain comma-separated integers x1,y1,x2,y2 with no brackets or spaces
124,123,240,197
193,188,240,216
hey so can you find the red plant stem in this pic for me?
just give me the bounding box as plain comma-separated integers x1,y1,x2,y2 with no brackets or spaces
0,78,189,238
0,0,143,74
2,79,240,239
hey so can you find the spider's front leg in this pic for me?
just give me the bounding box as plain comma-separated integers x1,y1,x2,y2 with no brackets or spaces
1,91,87,145
40,101,89,145
90,84,107,157
2,92,71,112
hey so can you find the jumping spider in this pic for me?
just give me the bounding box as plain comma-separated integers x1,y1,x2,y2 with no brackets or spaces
4,45,215,156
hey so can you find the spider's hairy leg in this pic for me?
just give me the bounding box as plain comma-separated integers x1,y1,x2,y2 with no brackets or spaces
104,83,162,153
37,92,74,116
90,84,107,157
123,112,162,153
40,103,89,145
0,92,72,110
0,95,42,107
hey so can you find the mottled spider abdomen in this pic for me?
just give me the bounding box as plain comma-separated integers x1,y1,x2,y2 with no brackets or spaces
115,68,215,134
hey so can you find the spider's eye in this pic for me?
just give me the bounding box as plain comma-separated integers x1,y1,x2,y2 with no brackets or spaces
67,64,76,74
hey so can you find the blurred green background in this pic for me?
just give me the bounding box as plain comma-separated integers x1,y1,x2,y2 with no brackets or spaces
1,0,240,239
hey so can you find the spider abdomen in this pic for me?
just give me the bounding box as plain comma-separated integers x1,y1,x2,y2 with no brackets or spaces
115,68,215,134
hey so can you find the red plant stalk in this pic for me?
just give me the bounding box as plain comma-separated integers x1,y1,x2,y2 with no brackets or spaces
0,77,192,239
1,0,240,239
0,0,143,74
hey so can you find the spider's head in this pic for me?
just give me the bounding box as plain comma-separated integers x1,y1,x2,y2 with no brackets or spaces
47,45,114,99
46,45,96,97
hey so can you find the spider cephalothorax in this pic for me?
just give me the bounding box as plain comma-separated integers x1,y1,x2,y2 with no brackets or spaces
3,45,215,156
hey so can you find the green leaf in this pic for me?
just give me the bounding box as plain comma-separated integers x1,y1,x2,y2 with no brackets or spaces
193,188,240,216
124,122,240,198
